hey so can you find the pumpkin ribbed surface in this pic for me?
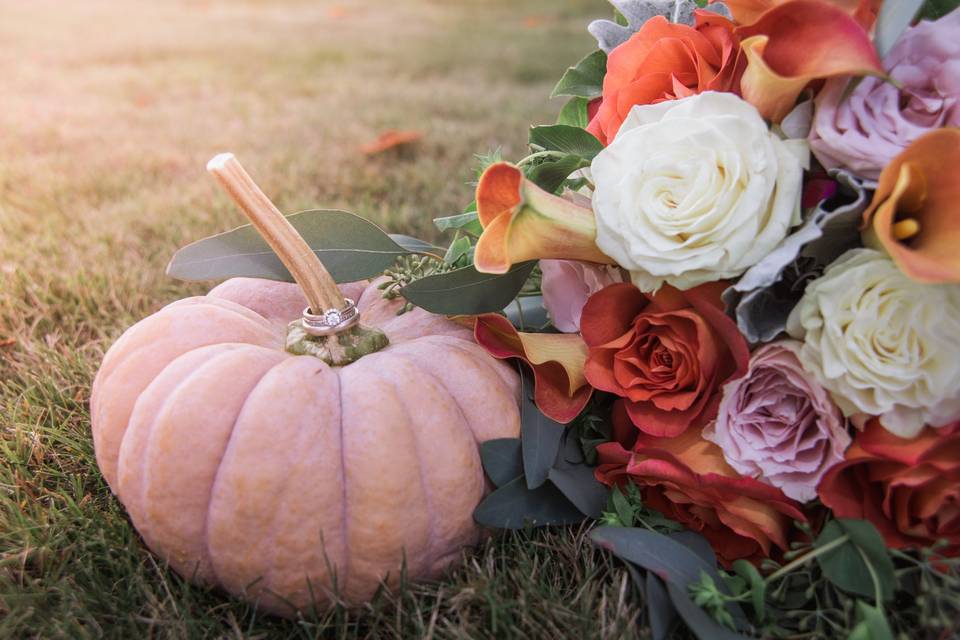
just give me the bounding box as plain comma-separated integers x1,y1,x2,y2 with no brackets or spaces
90,277,520,615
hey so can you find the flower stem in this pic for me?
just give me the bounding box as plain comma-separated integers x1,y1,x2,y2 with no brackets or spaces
764,534,850,585
206,153,345,314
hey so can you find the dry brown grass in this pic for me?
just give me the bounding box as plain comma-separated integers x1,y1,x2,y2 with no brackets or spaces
0,1,650,638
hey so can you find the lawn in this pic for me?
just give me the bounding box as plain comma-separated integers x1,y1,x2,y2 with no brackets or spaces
0,0,647,637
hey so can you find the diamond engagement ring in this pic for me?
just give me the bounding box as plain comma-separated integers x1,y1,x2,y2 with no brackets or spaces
301,299,360,336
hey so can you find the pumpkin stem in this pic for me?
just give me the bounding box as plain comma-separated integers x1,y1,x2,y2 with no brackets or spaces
207,153,388,366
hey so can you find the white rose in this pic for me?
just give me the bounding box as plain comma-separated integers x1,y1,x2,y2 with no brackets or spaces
591,91,806,291
787,249,960,438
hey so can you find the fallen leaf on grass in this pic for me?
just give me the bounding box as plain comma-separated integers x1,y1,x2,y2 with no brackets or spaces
360,129,423,155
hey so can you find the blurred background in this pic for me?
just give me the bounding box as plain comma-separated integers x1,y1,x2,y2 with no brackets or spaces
0,2,626,637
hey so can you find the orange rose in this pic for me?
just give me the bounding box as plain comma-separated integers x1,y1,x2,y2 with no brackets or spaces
818,419,960,555
586,11,744,145
580,281,749,438
596,406,805,564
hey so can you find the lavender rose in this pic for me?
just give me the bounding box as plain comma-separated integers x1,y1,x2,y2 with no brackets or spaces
540,260,624,333
809,10,960,180
703,341,850,503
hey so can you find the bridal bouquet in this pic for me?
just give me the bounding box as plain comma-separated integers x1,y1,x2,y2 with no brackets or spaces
165,0,959,635
410,0,960,637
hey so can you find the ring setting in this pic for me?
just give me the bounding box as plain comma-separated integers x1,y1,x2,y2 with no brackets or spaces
301,299,359,336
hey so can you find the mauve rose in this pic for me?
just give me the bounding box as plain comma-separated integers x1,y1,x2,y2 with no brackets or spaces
809,10,960,180
704,341,851,503
540,260,625,333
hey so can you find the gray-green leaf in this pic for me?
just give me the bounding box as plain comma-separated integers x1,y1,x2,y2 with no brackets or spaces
167,209,409,284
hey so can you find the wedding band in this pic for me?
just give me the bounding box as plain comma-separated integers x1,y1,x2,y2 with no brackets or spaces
301,299,359,336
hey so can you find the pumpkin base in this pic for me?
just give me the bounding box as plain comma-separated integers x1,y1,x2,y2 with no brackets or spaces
285,320,389,366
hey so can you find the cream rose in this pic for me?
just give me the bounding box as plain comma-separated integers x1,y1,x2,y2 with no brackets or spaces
787,249,960,438
591,91,805,291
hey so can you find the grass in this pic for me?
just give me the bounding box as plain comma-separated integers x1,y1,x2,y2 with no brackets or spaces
0,0,651,637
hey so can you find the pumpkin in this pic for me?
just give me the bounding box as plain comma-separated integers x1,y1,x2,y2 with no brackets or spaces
89,155,521,616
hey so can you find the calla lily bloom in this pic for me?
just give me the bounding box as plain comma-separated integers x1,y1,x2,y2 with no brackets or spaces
719,0,879,28
474,313,592,423
474,162,612,274
735,1,883,122
862,128,960,284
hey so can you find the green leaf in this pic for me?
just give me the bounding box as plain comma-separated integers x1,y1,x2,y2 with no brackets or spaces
815,519,896,602
557,97,590,128
433,211,483,236
399,261,535,315
547,430,608,518
610,485,636,527
443,235,473,265
551,49,607,99
519,370,565,490
848,602,895,640
167,209,408,284
479,438,523,488
645,574,678,640
527,155,589,193
875,0,925,57
917,0,960,20
504,295,548,330
666,582,749,640
732,559,766,621
389,234,442,256
529,124,603,160
473,476,585,529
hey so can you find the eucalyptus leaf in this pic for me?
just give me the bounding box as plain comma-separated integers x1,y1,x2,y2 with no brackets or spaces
849,602,895,640
520,371,565,490
529,124,603,160
479,438,524,488
732,559,766,621
815,519,896,602
504,295,549,331
551,49,607,99
875,0,925,58
389,234,442,256
167,209,408,284
646,573,678,640
473,476,585,529
666,582,750,640
400,261,535,315
917,0,960,20
547,465,607,519
528,155,589,193
591,527,729,592
433,211,483,236
443,235,473,265
557,97,590,128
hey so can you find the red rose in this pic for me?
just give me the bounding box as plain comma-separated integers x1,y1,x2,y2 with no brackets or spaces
818,418,960,555
580,281,749,437
597,405,805,564
586,11,744,145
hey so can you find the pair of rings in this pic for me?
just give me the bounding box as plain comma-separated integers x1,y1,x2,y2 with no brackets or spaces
301,298,359,336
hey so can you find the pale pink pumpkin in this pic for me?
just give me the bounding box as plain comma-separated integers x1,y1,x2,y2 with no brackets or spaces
90,276,520,615
93,153,523,615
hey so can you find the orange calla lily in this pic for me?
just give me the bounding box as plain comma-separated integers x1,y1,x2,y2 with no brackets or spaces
735,0,883,122
474,313,592,423
862,129,960,284
720,0,880,28
474,162,612,274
